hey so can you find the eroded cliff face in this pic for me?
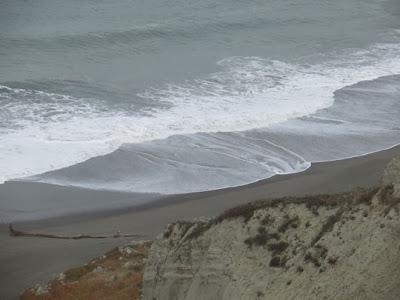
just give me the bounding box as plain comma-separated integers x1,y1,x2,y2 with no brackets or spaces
144,184,400,299
20,158,400,300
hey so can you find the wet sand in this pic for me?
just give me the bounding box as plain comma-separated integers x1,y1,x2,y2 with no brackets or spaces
0,144,399,299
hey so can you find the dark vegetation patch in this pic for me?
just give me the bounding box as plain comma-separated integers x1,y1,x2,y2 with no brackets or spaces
314,244,328,259
163,225,173,239
304,252,321,268
354,186,380,204
215,189,365,225
175,220,195,228
310,209,344,247
278,215,300,233
186,222,212,240
304,244,328,268
261,214,274,226
164,221,200,245
269,256,287,268
327,255,338,265
175,221,195,238
163,221,196,241
267,242,289,256
378,184,395,204
244,227,280,247
215,201,259,223
307,204,319,216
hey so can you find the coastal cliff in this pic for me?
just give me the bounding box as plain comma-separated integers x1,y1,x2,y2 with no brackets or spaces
143,162,400,299
21,157,400,300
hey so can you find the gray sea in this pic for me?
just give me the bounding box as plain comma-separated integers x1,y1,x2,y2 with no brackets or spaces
1,0,400,198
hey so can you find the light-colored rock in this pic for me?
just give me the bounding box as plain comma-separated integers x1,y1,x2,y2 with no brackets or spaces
93,266,105,273
57,273,66,281
33,284,49,296
143,187,400,300
119,245,143,256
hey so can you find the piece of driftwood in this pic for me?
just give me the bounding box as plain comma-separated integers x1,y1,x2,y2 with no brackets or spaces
8,224,144,240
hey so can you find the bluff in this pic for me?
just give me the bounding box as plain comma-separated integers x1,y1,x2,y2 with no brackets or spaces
22,157,400,300
143,160,400,300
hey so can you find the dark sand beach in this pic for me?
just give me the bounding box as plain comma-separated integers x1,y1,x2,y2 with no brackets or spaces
1,145,399,299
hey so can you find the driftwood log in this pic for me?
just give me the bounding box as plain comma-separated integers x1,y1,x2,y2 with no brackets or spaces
8,224,144,240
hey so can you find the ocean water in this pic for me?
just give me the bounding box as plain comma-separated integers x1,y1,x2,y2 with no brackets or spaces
1,0,400,195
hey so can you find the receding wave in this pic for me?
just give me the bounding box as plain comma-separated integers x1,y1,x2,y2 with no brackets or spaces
25,74,400,193
0,38,395,192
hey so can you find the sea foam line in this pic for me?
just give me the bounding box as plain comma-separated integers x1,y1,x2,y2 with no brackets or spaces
1,40,400,183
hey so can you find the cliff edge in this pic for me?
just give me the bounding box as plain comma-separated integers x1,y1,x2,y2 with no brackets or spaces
144,164,400,299
21,157,400,300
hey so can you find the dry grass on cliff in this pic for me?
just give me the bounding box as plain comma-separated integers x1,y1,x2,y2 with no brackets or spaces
214,186,383,224
20,241,152,300
184,185,390,242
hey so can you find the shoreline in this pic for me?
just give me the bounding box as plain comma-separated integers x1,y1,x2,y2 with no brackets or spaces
0,144,399,299
2,142,400,225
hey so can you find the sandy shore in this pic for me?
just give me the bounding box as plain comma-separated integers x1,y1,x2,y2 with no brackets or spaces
1,145,399,299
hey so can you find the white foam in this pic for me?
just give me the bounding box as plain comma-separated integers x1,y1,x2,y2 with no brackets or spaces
1,40,400,183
